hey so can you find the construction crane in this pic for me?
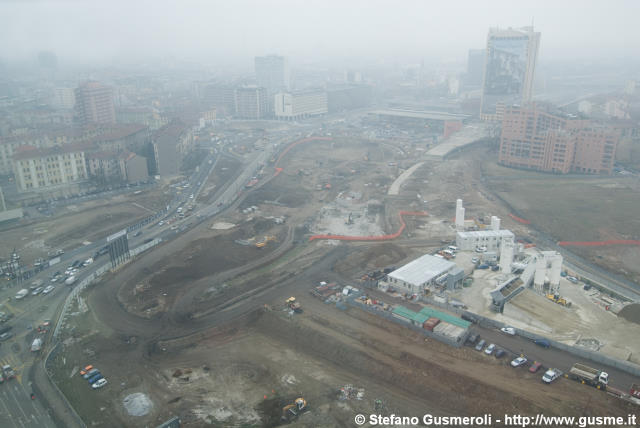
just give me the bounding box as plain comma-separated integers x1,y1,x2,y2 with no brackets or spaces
281,397,307,421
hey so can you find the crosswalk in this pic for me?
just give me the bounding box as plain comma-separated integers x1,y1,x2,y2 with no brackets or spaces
1,300,24,318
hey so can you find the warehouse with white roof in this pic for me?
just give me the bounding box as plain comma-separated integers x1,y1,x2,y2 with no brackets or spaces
385,254,456,295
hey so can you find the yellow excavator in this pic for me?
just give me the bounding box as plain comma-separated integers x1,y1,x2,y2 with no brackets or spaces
546,294,571,307
281,397,307,421
255,235,276,248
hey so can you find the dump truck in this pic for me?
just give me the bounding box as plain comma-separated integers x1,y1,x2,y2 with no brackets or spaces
542,368,562,384
567,363,608,389
281,397,307,421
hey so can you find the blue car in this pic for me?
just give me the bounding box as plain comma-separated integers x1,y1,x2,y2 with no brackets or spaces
87,372,103,384
534,339,551,348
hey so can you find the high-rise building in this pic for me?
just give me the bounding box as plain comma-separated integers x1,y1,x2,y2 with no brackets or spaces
499,104,618,174
465,49,485,88
255,55,290,95
75,81,116,125
235,86,270,119
480,26,540,121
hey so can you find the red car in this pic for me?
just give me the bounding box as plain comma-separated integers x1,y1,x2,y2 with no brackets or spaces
529,361,543,373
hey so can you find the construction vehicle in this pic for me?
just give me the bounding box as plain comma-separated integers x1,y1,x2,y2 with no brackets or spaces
285,297,302,313
281,397,307,421
345,213,353,225
546,294,571,307
2,365,16,380
255,235,276,248
567,363,608,389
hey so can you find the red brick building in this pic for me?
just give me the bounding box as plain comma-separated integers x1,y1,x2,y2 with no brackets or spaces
499,104,618,174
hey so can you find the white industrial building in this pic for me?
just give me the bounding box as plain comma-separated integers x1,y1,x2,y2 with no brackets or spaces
455,229,514,252
385,254,456,295
274,90,328,120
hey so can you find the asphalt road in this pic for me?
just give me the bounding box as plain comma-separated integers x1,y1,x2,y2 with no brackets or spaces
474,326,639,392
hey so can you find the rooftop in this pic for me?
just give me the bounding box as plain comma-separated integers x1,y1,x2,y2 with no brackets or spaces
456,229,515,239
13,142,95,160
392,305,471,329
370,109,470,122
388,254,455,287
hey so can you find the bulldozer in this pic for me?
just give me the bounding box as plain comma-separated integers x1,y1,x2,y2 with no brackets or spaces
546,294,571,307
281,397,307,421
255,235,276,248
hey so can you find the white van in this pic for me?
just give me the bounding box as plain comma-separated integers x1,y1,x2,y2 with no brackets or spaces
448,246,458,252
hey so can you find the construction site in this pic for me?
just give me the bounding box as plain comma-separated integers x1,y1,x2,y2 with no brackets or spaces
46,127,640,426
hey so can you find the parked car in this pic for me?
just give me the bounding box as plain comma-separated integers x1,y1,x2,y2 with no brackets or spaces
42,285,55,295
0,332,14,341
82,368,99,379
567,276,579,284
471,257,479,264
495,349,506,359
477,264,490,269
133,231,142,237
31,287,44,296
500,327,516,336
92,378,108,389
534,339,551,348
529,362,543,373
511,357,528,367
80,365,93,376
87,373,103,384
475,339,486,351
484,344,496,355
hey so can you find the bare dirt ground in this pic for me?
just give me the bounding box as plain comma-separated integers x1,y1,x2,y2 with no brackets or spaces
52,136,639,426
481,154,640,284
0,186,172,265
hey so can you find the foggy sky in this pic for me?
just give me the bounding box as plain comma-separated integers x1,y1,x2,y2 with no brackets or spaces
1,0,639,68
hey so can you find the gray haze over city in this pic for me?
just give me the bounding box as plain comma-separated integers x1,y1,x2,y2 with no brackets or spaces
2,0,640,66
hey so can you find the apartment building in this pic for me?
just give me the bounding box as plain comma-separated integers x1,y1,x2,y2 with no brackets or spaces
13,144,90,193
499,104,618,174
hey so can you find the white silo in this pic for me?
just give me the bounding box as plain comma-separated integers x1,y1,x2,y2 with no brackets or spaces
491,216,501,231
500,241,514,273
549,254,563,287
455,199,465,230
534,256,546,288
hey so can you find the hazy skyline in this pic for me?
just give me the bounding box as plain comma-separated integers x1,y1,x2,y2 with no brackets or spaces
2,0,639,68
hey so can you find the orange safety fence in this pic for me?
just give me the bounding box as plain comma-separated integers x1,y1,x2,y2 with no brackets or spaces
309,211,428,242
273,136,332,176
557,240,640,247
508,213,531,225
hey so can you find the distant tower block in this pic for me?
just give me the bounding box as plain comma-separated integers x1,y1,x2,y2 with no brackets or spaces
500,241,514,273
490,216,501,231
455,199,465,230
